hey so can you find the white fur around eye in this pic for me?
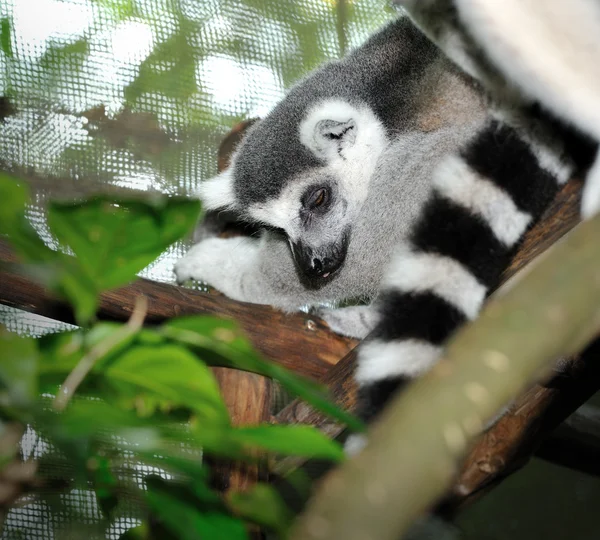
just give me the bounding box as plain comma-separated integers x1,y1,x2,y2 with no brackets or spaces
299,99,388,210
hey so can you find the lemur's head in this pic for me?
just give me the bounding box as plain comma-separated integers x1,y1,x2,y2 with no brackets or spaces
199,98,388,284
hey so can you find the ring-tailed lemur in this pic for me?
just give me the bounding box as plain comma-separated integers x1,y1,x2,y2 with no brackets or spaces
175,2,599,444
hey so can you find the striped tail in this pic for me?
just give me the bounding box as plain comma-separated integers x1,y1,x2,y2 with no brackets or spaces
354,119,569,426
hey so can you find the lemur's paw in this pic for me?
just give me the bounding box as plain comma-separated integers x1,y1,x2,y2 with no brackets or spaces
173,238,232,285
317,305,379,340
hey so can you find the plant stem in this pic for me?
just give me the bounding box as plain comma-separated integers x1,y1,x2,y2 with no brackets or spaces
53,295,148,411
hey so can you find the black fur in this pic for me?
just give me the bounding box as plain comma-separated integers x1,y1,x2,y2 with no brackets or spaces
372,290,466,344
462,121,559,217
357,376,410,423
411,195,513,288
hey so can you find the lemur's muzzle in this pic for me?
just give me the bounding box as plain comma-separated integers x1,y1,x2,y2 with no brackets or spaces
290,229,350,282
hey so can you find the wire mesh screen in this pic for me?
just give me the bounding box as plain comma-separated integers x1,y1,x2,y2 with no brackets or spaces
0,0,392,537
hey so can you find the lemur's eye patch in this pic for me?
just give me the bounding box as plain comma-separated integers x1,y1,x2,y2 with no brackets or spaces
303,187,330,210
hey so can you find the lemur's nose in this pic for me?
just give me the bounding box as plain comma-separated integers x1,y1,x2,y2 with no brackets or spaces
312,257,337,278
290,235,350,282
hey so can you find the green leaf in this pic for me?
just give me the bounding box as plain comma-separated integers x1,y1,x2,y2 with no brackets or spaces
228,483,293,535
0,18,12,58
38,322,142,396
90,455,119,517
118,523,151,540
0,327,39,405
145,476,248,540
104,343,230,424
48,196,200,290
0,173,28,228
162,316,365,432
46,195,200,324
228,425,344,461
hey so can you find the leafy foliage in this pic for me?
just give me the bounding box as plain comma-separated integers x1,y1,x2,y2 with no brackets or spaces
0,177,359,538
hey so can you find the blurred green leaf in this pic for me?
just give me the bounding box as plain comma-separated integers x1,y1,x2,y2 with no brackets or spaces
0,173,55,263
90,455,119,517
125,22,199,104
104,343,230,424
228,483,292,535
46,195,200,323
93,0,135,21
0,327,39,406
145,475,248,540
227,425,344,462
118,523,151,540
38,38,88,71
0,172,28,228
162,316,365,432
48,196,200,290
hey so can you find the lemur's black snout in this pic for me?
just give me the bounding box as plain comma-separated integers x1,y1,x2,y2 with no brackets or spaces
290,229,350,283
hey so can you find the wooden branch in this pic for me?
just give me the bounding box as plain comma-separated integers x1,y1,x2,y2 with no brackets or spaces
289,211,600,540
438,342,600,513
0,238,357,381
209,118,273,511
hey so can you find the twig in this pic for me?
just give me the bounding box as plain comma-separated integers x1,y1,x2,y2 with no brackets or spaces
53,296,148,411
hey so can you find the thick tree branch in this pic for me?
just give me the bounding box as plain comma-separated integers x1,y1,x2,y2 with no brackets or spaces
0,238,357,381
289,213,600,540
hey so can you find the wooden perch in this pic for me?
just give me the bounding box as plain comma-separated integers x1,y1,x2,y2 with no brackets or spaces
289,207,600,540
0,238,356,380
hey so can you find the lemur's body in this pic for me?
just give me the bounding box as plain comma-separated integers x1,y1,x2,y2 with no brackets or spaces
175,3,599,441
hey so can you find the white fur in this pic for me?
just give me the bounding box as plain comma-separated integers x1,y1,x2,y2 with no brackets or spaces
344,434,368,456
299,99,388,208
247,182,303,233
384,246,487,320
318,304,380,339
491,109,573,184
457,0,600,144
355,339,442,384
433,154,532,247
197,169,236,210
174,236,260,301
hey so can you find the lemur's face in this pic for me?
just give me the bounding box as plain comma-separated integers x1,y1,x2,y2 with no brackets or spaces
199,99,388,285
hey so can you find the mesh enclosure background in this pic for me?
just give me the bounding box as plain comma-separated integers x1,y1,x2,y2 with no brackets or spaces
0,1,392,537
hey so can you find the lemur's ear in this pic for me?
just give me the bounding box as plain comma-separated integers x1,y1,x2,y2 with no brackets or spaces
300,100,358,160
198,169,237,210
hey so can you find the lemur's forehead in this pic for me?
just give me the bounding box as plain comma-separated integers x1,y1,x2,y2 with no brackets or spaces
231,103,322,206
